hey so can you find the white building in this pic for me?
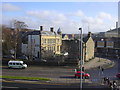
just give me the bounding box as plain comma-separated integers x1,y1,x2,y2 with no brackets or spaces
21,31,40,59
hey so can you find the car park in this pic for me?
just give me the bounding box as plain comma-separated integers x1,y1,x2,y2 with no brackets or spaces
74,71,90,79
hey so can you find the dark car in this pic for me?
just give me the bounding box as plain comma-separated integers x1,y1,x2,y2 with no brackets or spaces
116,73,120,78
3,55,14,59
17,55,28,60
74,71,90,79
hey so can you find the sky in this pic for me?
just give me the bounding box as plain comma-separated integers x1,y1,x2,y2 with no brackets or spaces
1,1,119,34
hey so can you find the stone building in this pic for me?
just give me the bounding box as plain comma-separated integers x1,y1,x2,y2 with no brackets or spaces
83,32,95,61
22,26,62,60
61,32,94,65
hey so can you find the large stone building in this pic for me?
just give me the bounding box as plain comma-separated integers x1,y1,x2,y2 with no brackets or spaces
95,37,120,59
105,28,120,38
22,26,62,60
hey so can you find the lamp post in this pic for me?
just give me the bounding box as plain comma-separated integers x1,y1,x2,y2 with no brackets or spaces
40,26,42,61
79,27,83,89
116,22,119,59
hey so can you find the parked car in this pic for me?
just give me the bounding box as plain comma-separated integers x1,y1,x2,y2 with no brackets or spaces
116,73,120,78
74,71,90,79
17,55,28,60
3,55,14,59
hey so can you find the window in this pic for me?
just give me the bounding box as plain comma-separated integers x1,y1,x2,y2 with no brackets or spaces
57,46,59,52
9,63,12,65
43,39,46,44
16,63,19,65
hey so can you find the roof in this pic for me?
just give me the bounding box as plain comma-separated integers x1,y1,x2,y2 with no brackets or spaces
83,36,89,43
28,31,40,35
8,61,24,63
62,34,75,39
62,34,66,38
106,27,120,33
41,31,57,36
27,31,59,36
57,27,62,34
83,32,93,43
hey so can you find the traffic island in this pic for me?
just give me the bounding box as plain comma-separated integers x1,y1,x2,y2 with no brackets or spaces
84,57,115,70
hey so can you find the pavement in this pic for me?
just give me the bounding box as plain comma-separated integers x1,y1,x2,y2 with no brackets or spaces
84,57,115,70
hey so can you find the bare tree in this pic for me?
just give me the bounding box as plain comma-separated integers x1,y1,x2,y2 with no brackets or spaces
13,20,28,59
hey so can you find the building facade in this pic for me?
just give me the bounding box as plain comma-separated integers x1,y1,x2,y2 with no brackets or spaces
83,32,95,61
22,27,62,60
95,37,120,59
61,32,95,64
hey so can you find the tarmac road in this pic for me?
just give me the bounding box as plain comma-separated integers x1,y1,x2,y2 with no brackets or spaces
85,58,120,90
2,57,119,89
2,80,109,90
2,65,75,78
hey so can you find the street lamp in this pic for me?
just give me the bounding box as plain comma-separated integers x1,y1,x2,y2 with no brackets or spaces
40,26,42,61
79,27,83,89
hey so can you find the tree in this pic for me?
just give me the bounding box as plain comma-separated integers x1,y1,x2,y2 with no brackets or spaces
13,20,28,58
2,25,15,55
2,20,28,58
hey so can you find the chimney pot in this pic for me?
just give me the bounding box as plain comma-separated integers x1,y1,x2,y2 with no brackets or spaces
50,27,54,32
40,26,43,31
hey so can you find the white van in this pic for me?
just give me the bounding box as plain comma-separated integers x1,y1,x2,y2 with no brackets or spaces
8,60,27,69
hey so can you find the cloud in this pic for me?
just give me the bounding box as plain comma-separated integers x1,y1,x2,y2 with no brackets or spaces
26,10,69,29
26,10,67,22
2,8,116,34
2,3,21,11
74,10,84,17
75,11,117,33
97,12,112,20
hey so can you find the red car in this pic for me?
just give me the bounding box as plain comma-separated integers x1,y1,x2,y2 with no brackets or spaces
74,71,90,79
116,73,120,78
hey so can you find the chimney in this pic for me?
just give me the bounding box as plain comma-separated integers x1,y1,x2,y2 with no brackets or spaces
88,32,92,37
50,27,54,32
40,26,43,31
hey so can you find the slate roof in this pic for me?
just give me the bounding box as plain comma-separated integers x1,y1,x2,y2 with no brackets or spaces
62,34,66,38
26,30,58,36
83,36,89,43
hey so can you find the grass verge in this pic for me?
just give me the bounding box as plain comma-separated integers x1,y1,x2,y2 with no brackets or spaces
0,76,51,81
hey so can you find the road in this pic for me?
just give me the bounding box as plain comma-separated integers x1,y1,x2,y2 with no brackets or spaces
2,58,120,89
2,66,74,78
2,80,109,90
86,58,120,84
